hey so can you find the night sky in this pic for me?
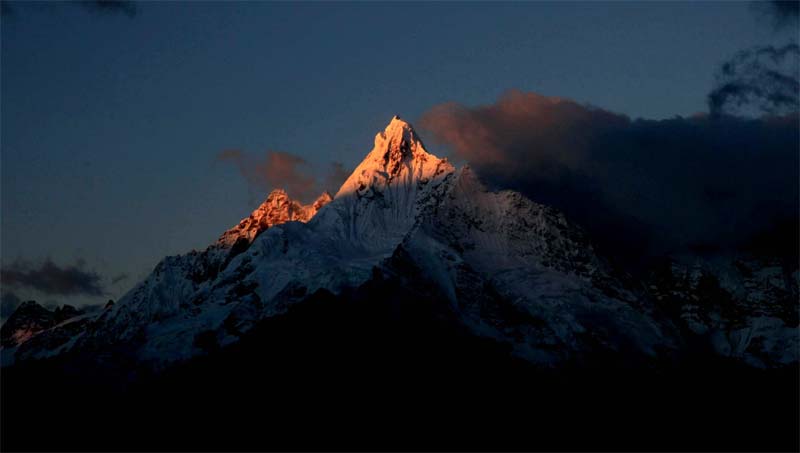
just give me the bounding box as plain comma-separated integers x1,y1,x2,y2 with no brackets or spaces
1,1,797,309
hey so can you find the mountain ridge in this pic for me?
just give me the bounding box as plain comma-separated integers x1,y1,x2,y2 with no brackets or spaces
2,116,797,370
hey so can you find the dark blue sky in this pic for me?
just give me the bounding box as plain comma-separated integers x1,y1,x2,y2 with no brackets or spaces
0,1,790,305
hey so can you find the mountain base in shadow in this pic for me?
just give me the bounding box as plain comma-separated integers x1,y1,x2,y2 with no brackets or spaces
2,283,798,452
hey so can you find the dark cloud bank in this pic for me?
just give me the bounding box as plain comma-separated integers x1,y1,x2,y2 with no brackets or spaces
1,260,105,296
420,90,799,265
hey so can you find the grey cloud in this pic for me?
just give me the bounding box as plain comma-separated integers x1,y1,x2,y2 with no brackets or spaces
111,273,129,285
217,150,349,203
708,44,800,117
1,260,106,296
0,291,22,320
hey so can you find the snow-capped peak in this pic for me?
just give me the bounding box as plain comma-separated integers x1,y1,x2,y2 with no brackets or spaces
217,189,331,247
335,116,447,199
378,115,426,166
311,116,454,251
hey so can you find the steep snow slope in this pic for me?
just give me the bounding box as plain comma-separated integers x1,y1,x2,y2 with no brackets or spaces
13,189,331,363
17,117,456,364
316,115,454,251
125,117,456,362
395,166,670,363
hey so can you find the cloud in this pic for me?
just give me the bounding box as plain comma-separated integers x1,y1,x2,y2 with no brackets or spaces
711,1,800,117
1,260,106,296
217,150,349,203
708,44,800,117
77,0,137,17
0,0,137,19
0,291,22,320
217,150,316,202
420,90,799,264
1,1,15,17
110,273,128,285
323,162,351,195
752,0,800,30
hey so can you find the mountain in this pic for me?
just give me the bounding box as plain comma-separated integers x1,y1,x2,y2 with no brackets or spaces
1,301,62,347
645,255,799,367
0,301,90,365
3,116,798,370
2,116,798,452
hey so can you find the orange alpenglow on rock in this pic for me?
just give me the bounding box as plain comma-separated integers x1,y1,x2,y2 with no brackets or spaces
216,190,333,248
